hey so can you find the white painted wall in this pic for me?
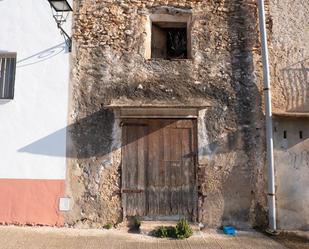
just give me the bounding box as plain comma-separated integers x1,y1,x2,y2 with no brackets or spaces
0,0,71,179
274,118,309,230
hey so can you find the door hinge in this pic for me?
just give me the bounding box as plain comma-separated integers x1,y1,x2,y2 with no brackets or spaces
122,188,144,193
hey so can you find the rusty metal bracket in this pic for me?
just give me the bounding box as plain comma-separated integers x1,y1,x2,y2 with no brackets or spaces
122,189,144,193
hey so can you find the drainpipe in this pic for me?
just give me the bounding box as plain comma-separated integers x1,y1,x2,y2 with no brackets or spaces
257,0,276,231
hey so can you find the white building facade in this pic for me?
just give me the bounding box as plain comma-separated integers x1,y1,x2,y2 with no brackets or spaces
0,0,71,226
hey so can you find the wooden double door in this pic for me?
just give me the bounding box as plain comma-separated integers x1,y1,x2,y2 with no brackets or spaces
121,119,197,221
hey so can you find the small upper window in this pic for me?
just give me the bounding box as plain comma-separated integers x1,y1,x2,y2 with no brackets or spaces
145,11,192,60
151,22,188,59
0,53,17,99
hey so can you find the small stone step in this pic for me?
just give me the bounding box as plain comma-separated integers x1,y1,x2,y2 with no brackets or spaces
139,221,201,235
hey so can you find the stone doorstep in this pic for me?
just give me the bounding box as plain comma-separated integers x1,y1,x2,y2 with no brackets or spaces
139,221,201,235
280,230,309,241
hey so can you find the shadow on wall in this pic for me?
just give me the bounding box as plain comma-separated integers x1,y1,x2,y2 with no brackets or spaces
18,110,114,158
18,127,67,157
18,109,179,159
220,0,264,228
273,117,309,230
274,116,309,150
280,58,309,112
18,107,260,159
17,42,67,68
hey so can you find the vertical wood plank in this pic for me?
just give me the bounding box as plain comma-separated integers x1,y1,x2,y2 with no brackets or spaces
170,127,181,215
137,125,147,216
126,125,135,215
163,122,171,216
122,122,148,216
122,125,128,218
191,119,198,220
148,120,160,215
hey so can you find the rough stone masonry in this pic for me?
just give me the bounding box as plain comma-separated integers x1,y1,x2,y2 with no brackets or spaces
65,0,308,229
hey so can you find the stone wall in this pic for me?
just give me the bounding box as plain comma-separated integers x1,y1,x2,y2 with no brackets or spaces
269,0,309,112
269,0,309,231
66,0,268,229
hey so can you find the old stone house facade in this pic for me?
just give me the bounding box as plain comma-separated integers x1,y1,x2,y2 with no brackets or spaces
65,0,309,230
0,0,308,231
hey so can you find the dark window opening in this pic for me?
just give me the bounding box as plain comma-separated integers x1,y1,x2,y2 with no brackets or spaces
151,22,188,59
283,130,287,139
299,131,303,139
0,53,17,100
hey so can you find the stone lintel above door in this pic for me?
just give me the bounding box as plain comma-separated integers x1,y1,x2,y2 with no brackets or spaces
116,107,199,119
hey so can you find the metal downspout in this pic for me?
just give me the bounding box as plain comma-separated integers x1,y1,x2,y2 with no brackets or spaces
257,0,277,231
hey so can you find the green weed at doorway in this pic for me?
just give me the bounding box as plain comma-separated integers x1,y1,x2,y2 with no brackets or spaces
151,218,193,239
103,223,113,229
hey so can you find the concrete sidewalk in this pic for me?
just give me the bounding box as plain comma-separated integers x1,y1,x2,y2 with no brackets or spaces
0,225,291,249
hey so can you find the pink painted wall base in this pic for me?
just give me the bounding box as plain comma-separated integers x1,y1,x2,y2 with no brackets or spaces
0,179,64,226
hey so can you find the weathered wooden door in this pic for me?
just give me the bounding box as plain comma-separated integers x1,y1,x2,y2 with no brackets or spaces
122,119,197,221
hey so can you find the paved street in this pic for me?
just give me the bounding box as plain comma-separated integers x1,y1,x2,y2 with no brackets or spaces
0,225,302,249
